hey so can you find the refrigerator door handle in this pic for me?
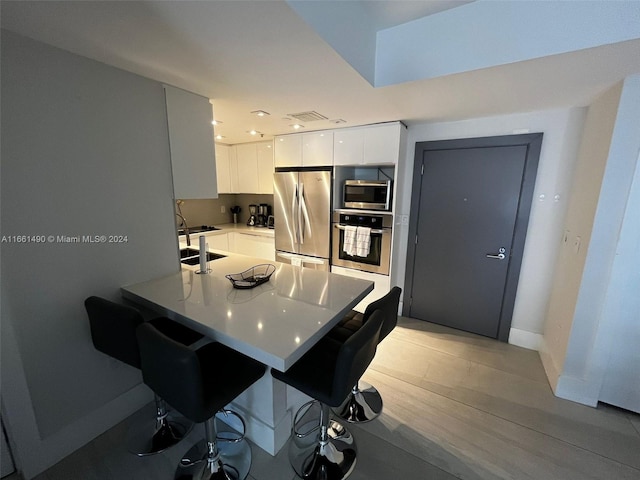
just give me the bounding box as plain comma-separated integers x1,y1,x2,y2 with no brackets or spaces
299,182,312,245
292,184,299,244
298,182,304,244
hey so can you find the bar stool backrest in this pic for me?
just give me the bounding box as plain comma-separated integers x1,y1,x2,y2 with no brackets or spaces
84,296,143,369
136,322,205,421
362,287,402,342
332,309,384,404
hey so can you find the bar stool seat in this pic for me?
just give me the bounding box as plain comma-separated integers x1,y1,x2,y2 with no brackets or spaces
84,296,203,456
272,310,384,480
328,287,402,423
137,322,266,480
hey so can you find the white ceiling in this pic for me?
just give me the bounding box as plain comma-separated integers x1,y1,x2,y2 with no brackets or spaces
2,0,639,145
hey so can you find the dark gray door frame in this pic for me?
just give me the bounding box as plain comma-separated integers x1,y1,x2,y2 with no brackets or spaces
403,133,543,341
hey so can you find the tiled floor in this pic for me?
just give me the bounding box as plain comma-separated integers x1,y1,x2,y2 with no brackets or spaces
12,317,640,479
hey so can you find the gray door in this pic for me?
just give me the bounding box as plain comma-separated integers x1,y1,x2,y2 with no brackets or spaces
405,134,542,340
298,170,331,259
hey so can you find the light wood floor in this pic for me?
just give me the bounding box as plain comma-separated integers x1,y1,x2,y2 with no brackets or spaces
15,317,640,480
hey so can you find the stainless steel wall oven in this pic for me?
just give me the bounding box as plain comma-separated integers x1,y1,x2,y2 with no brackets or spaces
332,210,392,275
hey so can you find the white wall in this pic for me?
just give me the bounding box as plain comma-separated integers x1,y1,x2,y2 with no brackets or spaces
375,1,640,86
597,149,640,412
540,83,622,390
286,0,378,85
1,31,179,478
394,108,586,350
549,75,640,409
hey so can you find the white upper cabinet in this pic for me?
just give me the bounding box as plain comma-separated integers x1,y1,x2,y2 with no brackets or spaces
256,142,274,194
235,143,260,193
274,134,302,167
333,128,365,166
363,123,402,165
217,141,273,194
302,131,334,166
275,132,333,167
334,122,402,166
215,143,232,194
164,85,217,199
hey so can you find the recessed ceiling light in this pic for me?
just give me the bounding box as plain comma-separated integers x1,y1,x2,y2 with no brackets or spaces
251,110,270,117
215,135,225,140
247,130,261,135
212,120,223,125
290,124,304,130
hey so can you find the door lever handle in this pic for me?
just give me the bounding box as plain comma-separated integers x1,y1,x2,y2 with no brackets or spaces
486,247,506,260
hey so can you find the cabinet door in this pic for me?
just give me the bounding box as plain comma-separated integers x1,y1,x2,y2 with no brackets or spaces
363,123,401,165
228,146,239,192
164,85,217,199
215,144,232,193
235,144,259,193
233,233,275,261
303,131,333,166
257,142,274,194
274,134,302,167
204,232,228,251
333,128,364,165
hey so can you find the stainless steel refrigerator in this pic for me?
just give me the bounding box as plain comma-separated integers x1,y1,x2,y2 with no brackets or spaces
274,169,332,270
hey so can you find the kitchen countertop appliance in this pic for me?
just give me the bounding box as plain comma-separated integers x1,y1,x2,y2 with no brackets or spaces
274,168,332,270
257,203,270,227
247,204,258,226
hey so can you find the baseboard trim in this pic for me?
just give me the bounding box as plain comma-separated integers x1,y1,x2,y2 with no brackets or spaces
508,328,542,351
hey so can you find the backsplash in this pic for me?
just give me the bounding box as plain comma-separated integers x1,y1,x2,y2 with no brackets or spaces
175,194,274,228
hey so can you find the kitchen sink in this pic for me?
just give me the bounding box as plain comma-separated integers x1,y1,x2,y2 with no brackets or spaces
180,247,200,258
178,225,220,235
179,248,226,265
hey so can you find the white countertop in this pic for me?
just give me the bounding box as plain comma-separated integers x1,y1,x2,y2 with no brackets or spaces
179,223,274,239
121,255,373,371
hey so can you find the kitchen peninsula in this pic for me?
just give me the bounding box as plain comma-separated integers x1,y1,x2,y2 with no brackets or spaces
121,255,373,454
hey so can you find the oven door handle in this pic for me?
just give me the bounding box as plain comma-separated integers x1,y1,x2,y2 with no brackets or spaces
334,224,385,235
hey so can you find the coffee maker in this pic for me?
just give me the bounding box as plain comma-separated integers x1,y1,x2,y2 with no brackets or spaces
247,204,258,226
257,204,270,227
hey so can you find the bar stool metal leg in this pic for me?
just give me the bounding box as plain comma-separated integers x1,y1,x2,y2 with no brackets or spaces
289,401,357,480
175,412,252,480
332,381,383,423
127,394,193,456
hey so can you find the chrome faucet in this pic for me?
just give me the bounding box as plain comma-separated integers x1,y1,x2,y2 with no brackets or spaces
175,200,191,247
176,213,191,246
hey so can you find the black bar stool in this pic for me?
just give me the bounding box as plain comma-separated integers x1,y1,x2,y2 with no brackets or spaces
84,296,203,456
328,287,401,423
272,309,384,480
136,322,266,480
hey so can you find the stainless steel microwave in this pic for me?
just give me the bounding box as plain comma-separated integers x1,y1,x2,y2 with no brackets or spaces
343,179,392,210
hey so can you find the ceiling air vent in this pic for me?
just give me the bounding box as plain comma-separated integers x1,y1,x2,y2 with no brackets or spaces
287,111,328,122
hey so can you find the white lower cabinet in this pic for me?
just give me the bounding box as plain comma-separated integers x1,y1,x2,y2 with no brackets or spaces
204,232,229,252
330,266,391,313
228,232,275,261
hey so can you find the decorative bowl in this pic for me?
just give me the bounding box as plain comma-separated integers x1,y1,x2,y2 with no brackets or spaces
226,264,276,289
